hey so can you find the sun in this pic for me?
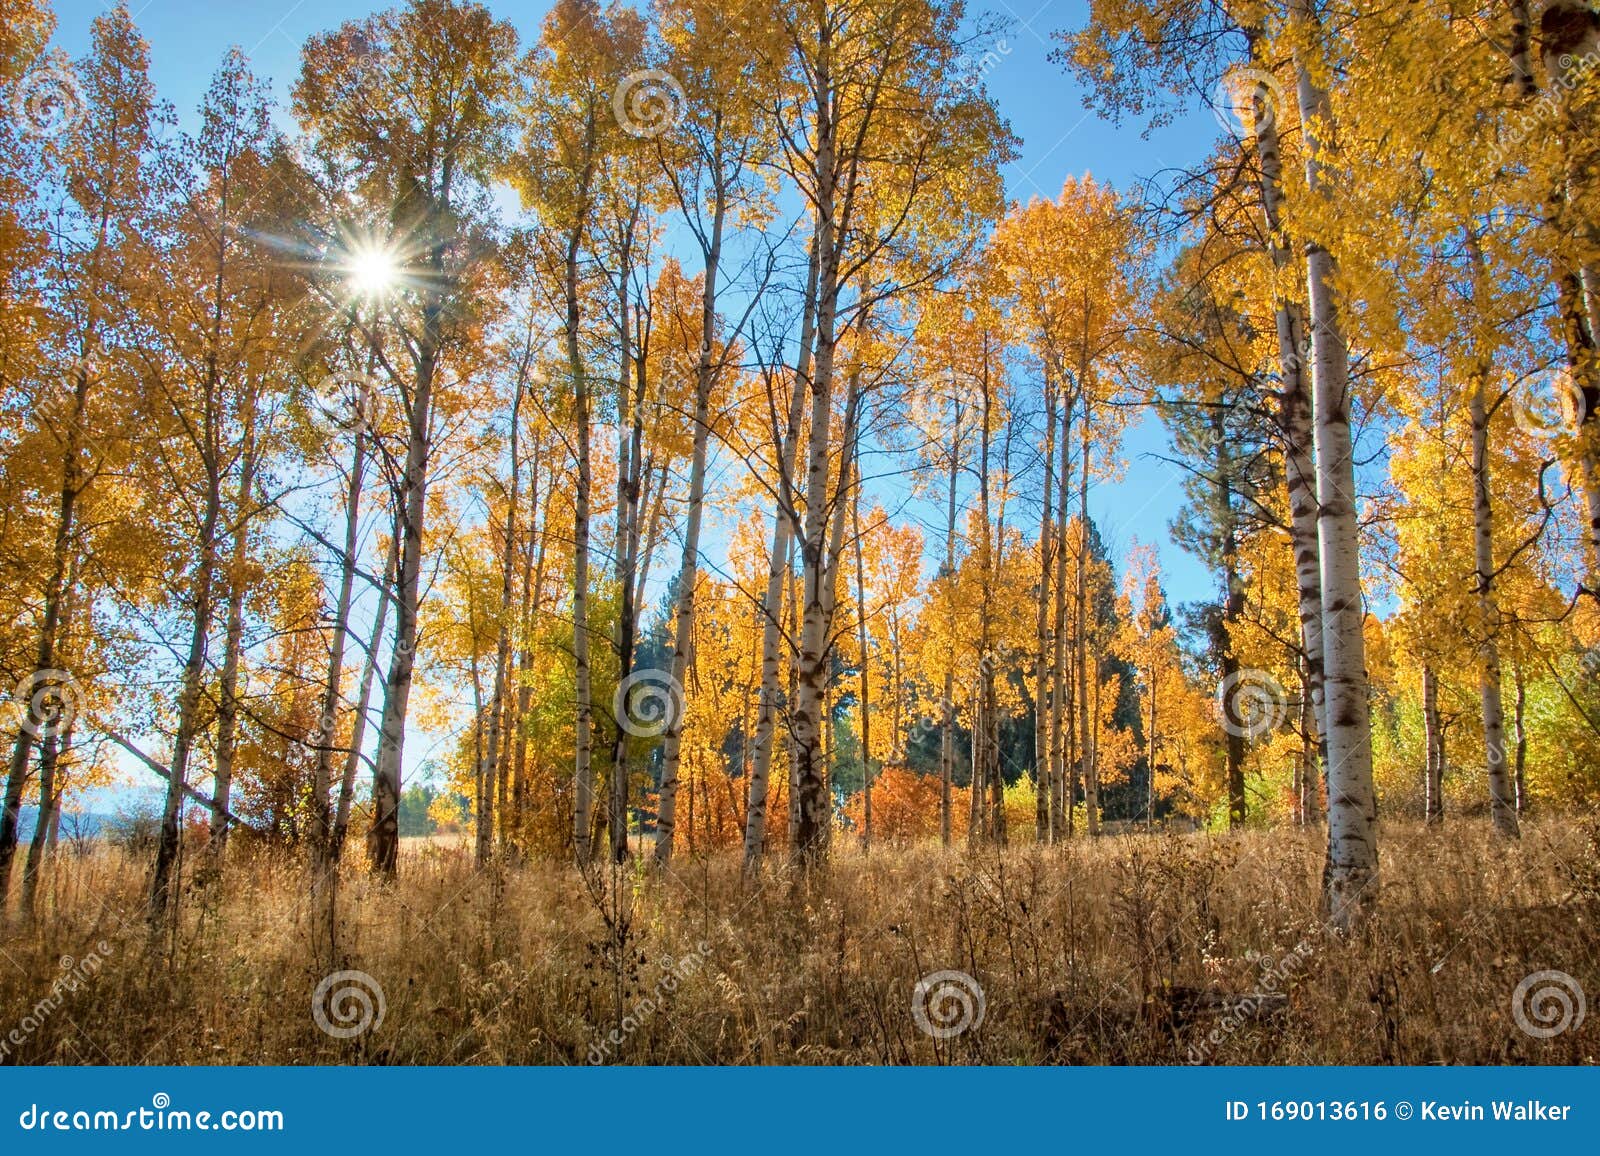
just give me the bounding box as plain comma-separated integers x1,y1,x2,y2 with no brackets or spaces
346,247,399,296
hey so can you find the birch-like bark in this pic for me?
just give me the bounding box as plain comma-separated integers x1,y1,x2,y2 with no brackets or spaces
150,391,223,918
509,449,546,850
1215,407,1247,830
607,199,644,866
1292,0,1379,926
210,401,260,863
938,402,964,847
330,538,397,863
18,731,64,920
1252,57,1327,793
313,387,371,873
1034,369,1058,842
1050,388,1073,838
791,118,843,866
852,483,873,852
1076,390,1099,835
1541,12,1600,578
1469,374,1519,836
975,372,995,843
741,236,817,871
564,131,598,867
655,181,727,865
477,370,524,866
368,272,441,878
0,361,89,903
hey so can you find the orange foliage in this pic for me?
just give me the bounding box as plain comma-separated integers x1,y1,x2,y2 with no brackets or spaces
843,766,970,843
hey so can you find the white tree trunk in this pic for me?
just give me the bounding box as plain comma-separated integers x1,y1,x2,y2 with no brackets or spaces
1469,376,1519,836
1292,0,1379,927
742,238,817,871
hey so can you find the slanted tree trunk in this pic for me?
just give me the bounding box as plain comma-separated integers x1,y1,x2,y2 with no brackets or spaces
607,199,647,866
1292,0,1379,926
812,391,863,859
509,454,547,852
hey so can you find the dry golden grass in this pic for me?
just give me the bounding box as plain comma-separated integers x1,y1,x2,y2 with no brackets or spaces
2,819,1596,1065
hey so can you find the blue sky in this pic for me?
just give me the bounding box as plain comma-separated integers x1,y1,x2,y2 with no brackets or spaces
49,0,1222,614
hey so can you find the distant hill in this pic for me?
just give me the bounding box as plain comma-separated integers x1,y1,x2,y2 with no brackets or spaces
15,806,114,842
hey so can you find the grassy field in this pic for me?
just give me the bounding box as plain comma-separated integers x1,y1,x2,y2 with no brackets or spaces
2,820,1596,1065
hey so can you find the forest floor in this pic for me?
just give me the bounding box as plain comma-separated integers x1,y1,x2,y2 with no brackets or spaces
1,819,1596,1065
